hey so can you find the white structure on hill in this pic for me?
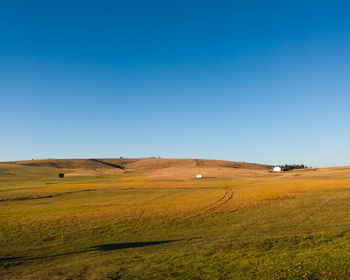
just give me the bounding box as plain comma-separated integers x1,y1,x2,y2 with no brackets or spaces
196,174,203,179
273,166,282,173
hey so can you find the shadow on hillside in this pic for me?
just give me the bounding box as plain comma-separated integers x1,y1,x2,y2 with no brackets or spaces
0,257,23,263
90,240,182,251
89,159,125,169
1,239,184,263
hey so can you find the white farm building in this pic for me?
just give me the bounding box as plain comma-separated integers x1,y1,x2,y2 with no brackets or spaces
196,174,203,179
273,166,282,173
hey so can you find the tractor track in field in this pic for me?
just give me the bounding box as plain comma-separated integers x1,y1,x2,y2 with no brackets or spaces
195,188,233,214
233,195,334,241
174,188,233,219
0,189,97,202
114,192,176,221
137,209,146,220
301,196,333,223
136,189,199,221
206,190,233,213
201,189,229,210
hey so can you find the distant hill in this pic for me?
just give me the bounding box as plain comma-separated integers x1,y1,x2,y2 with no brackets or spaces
1,158,272,180
6,158,270,170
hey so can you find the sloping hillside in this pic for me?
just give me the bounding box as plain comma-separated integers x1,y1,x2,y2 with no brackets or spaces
9,158,270,170
1,158,271,180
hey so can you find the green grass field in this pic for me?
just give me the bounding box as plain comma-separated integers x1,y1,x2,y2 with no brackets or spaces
1,159,350,279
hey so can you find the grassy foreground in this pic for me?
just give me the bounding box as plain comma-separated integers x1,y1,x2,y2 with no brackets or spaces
1,160,350,279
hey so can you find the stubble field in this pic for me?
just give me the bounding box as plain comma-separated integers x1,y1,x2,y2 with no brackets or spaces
1,158,350,279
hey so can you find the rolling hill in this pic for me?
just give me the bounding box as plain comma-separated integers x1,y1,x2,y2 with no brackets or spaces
1,157,272,180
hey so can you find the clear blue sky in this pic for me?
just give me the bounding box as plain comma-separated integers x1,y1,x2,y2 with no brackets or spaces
1,1,350,167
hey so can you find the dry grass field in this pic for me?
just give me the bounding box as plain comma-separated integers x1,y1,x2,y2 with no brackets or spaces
1,158,350,279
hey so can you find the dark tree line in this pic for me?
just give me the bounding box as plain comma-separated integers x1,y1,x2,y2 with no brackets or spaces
280,164,308,171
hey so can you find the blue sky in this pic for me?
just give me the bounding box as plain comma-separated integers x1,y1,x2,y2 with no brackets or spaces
1,0,350,167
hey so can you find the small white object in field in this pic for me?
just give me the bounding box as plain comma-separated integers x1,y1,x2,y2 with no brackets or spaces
196,174,203,179
273,166,282,173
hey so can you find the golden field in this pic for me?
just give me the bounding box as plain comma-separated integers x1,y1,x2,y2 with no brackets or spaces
1,158,350,279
